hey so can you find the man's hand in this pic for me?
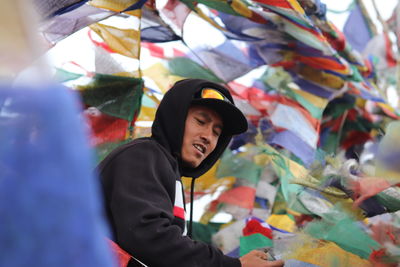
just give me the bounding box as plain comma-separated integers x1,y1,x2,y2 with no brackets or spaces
239,250,284,267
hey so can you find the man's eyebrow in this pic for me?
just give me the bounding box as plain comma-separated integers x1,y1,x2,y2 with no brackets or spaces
196,111,212,121
196,111,223,130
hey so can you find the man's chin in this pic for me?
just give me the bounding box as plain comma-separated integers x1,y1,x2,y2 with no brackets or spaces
182,160,201,169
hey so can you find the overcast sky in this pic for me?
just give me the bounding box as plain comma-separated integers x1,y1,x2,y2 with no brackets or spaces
324,0,398,30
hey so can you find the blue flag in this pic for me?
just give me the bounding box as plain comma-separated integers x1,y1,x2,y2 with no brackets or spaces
343,4,372,52
0,84,115,267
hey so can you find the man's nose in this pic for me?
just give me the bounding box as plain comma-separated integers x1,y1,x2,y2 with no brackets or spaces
200,126,213,144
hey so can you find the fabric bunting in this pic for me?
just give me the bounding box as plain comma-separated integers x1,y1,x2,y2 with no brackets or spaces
218,186,257,210
55,68,84,82
90,23,141,59
78,74,143,121
141,6,181,42
287,239,373,267
252,0,308,21
40,4,115,44
142,62,182,93
122,0,148,11
252,0,334,54
141,42,186,58
196,49,254,82
269,103,318,148
161,0,191,30
182,163,236,199
295,64,345,90
239,233,273,256
348,82,385,103
215,11,268,41
284,86,328,120
180,0,267,24
291,73,342,99
304,211,381,259
34,0,85,18
266,214,295,232
343,4,373,52
251,43,288,66
270,130,315,167
322,22,347,52
85,110,130,147
280,18,333,55
51,0,89,17
255,180,278,209
167,57,223,83
18,0,400,265
136,91,158,121
90,0,146,12
257,144,312,214
215,41,258,67
294,55,351,77
362,33,397,70
191,222,223,245
93,45,136,76
216,150,263,185
243,218,273,239
141,26,181,42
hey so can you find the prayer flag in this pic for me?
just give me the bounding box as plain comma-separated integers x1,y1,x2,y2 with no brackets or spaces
343,4,372,52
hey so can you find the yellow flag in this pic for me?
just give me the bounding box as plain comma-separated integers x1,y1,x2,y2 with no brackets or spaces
142,63,186,93
182,162,236,195
267,214,295,232
90,23,140,59
231,0,252,18
137,106,156,122
90,0,140,12
289,240,372,267
298,65,345,89
292,88,328,109
287,0,306,15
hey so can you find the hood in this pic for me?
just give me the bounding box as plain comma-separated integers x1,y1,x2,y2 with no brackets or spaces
151,79,237,178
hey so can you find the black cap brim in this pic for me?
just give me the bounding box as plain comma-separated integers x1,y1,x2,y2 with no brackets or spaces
191,98,248,135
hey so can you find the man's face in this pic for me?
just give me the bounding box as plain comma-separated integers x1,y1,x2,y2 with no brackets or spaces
181,105,223,168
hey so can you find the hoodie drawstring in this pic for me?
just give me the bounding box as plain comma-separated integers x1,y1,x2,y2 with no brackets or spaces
187,178,195,238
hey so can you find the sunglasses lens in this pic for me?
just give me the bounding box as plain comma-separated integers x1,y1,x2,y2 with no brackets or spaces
201,89,225,101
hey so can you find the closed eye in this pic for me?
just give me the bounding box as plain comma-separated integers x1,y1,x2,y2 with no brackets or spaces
213,129,221,137
196,118,205,125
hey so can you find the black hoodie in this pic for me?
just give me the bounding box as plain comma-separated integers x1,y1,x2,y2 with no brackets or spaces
98,79,241,267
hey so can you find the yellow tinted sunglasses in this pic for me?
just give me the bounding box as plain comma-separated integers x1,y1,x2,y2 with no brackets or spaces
200,88,231,104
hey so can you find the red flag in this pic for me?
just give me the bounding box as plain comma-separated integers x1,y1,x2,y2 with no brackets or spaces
351,177,392,207
218,186,256,210
242,219,273,239
108,239,132,267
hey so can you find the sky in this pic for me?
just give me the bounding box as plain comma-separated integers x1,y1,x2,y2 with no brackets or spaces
324,0,398,30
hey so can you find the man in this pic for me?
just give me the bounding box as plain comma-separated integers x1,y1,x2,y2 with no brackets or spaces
98,79,284,267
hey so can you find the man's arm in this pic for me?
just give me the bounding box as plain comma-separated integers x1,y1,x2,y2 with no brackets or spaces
101,141,240,267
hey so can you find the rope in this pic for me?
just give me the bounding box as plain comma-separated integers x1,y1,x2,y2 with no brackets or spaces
187,178,196,238
327,0,356,14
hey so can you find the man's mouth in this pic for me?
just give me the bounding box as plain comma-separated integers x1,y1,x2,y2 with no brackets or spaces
193,144,206,154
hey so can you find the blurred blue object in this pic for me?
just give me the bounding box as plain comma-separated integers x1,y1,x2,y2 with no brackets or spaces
0,84,115,267
343,4,372,53
284,259,321,267
226,247,240,258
